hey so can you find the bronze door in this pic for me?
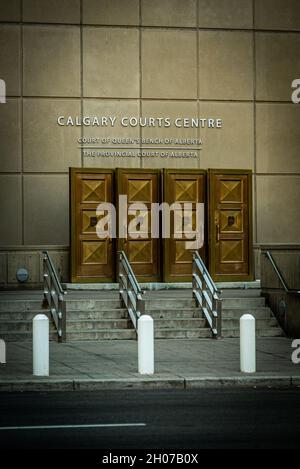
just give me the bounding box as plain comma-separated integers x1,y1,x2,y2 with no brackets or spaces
163,169,206,282
117,169,161,282
208,169,253,282
70,168,114,283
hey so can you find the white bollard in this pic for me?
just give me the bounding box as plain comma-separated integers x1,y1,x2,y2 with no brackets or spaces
0,339,6,364
33,314,49,376
240,314,256,373
138,315,154,375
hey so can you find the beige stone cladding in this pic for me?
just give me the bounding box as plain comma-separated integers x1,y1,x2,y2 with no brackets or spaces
0,0,299,285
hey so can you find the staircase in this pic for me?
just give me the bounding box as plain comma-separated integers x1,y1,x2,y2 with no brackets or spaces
0,284,283,342
219,287,283,338
66,291,135,341
0,291,57,342
144,290,210,339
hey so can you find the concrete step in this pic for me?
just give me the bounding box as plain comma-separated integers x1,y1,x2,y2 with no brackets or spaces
64,280,261,292
67,318,206,331
66,329,136,341
221,327,284,338
0,300,44,312
154,328,212,339
67,303,198,319
0,309,48,320
0,321,58,333
66,299,122,311
145,299,196,309
67,298,199,310
219,289,262,298
66,290,120,299
0,320,54,332
0,331,57,342
216,281,261,290
221,308,273,320
154,318,206,328
144,290,193,298
0,308,129,321
67,309,203,320
145,309,201,319
221,297,266,308
66,309,128,320
221,318,278,329
67,319,132,331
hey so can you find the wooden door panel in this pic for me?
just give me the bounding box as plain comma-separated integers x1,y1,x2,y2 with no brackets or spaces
163,169,206,282
117,169,161,282
208,169,253,281
71,168,114,283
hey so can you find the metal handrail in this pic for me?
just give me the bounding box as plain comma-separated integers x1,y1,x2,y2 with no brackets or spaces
118,251,145,332
264,251,300,295
42,251,67,341
192,251,222,338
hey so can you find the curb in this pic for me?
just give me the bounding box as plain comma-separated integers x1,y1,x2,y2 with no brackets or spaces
184,376,294,388
0,375,299,392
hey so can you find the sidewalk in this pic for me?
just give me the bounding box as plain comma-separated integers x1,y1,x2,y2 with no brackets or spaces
1,338,300,391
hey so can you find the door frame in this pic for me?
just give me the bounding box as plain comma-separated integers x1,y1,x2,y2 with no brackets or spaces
70,167,254,284
208,168,254,282
70,167,115,283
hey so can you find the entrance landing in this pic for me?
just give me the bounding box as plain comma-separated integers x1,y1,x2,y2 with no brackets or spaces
63,280,261,292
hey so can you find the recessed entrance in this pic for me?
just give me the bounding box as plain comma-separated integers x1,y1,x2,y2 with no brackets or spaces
70,168,253,283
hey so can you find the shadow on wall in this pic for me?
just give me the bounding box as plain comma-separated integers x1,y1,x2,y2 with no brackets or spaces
261,246,300,338
0,249,69,290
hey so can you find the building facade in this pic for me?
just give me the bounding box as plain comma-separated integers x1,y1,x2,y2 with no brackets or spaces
0,0,300,287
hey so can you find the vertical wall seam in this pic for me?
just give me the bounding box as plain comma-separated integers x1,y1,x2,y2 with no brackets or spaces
20,0,24,245
196,0,201,169
80,0,84,168
253,0,258,245
139,0,142,169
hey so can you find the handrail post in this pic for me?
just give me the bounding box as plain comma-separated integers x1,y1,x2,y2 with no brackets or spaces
42,253,49,308
118,251,125,307
42,251,66,343
217,297,222,338
192,252,196,295
192,252,198,306
127,272,132,314
214,296,222,338
137,294,145,318
58,292,66,342
212,297,217,337
43,254,46,299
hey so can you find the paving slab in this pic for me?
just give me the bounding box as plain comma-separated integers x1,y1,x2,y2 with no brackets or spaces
0,338,300,391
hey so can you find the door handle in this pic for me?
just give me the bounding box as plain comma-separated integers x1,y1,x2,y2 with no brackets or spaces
215,211,220,244
216,223,220,243
90,216,98,227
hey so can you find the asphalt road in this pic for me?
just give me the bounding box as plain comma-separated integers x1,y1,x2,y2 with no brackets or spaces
0,388,299,450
